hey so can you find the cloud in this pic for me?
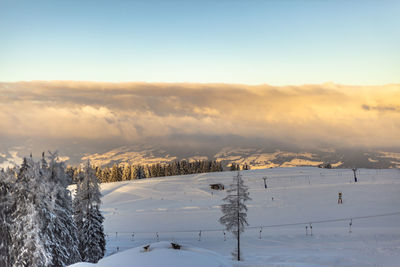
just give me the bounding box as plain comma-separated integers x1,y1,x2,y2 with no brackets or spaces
362,104,400,113
0,81,399,150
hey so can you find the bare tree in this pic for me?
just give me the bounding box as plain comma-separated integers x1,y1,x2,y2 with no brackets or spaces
219,171,251,261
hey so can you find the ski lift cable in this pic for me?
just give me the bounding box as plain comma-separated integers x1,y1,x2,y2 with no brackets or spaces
109,211,400,235
247,211,400,229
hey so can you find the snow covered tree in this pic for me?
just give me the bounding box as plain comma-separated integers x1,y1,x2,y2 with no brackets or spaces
101,167,111,183
11,157,53,267
219,171,251,261
1,153,80,267
80,204,106,263
66,166,77,184
135,165,145,179
110,164,122,182
42,152,81,266
74,160,105,263
130,164,137,180
0,170,14,266
122,164,131,181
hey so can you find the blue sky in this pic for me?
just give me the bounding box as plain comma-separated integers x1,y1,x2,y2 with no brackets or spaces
0,0,399,85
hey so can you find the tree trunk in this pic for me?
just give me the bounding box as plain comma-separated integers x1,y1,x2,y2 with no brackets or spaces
237,222,240,261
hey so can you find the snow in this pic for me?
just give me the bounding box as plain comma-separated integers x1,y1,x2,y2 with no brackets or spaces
71,167,400,266
214,148,338,169
69,241,232,267
81,146,177,167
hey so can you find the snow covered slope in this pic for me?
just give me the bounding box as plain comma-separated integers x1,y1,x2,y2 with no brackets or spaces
69,241,232,267
77,167,400,266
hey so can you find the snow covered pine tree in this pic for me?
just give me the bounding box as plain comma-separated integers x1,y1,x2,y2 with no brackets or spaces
74,160,106,263
9,153,80,267
0,169,14,266
42,152,81,266
11,157,53,267
219,171,251,261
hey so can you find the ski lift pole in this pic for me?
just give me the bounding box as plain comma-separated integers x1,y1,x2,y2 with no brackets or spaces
263,177,267,189
349,219,353,234
352,168,358,182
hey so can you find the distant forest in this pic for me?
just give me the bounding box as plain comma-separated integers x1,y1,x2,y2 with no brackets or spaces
66,160,250,184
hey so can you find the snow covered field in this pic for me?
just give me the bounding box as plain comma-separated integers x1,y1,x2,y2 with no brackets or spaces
80,167,400,266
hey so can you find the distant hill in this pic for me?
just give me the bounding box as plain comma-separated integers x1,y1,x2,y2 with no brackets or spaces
81,145,400,169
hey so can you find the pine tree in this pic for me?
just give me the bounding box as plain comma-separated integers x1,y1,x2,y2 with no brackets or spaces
74,161,105,263
242,163,250,170
110,164,122,182
74,166,82,184
130,164,137,180
43,152,81,266
211,160,221,172
101,167,111,183
137,165,145,179
230,163,237,171
11,157,53,267
65,166,76,184
219,171,251,261
171,161,179,176
95,166,103,183
81,204,106,263
0,170,14,266
122,164,131,181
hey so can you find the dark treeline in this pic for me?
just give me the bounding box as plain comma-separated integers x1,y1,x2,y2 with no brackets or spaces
230,163,250,171
67,160,226,184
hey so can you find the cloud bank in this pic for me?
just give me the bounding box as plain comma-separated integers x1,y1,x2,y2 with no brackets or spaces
0,81,399,151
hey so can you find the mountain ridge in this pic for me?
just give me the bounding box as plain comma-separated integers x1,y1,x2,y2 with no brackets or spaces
81,145,400,169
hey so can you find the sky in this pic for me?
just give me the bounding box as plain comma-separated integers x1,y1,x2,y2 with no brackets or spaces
0,0,399,85
0,1,400,166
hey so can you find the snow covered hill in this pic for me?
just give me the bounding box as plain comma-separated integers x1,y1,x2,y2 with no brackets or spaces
73,167,400,266
80,145,400,169
69,241,232,267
